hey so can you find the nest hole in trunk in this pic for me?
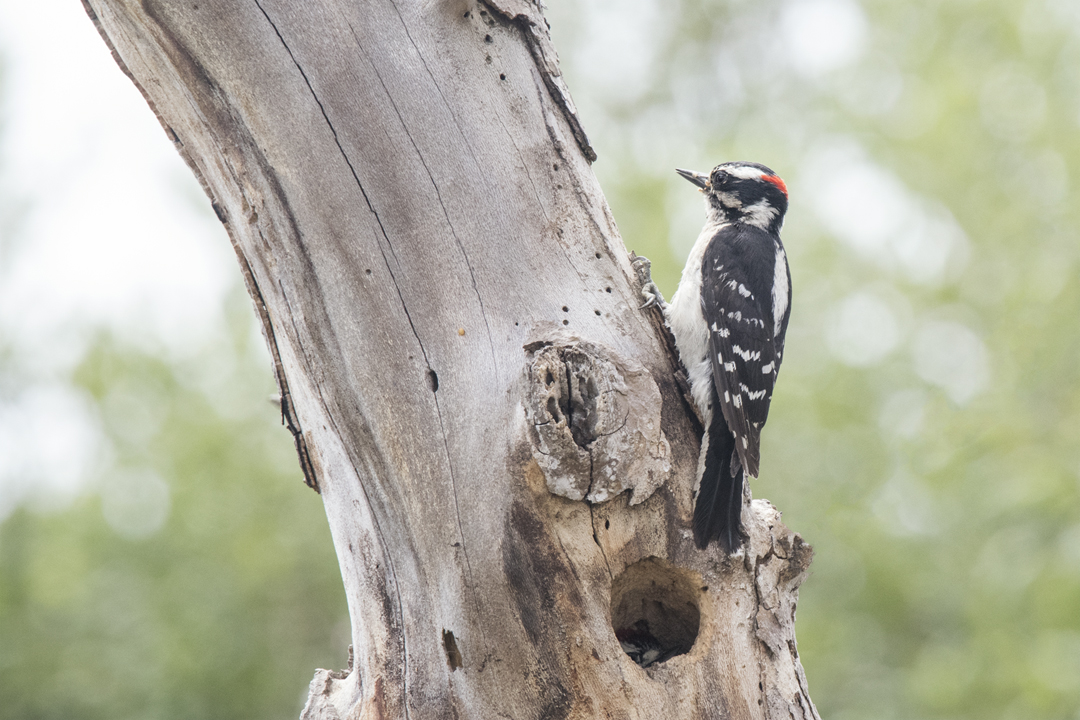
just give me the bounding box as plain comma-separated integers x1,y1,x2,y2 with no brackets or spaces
610,557,702,668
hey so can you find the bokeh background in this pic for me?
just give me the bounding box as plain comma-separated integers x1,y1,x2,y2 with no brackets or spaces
2,0,1079,718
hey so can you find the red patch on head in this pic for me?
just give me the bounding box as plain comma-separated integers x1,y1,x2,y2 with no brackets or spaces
763,174,788,197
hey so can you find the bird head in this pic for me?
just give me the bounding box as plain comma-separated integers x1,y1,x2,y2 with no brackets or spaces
677,161,788,234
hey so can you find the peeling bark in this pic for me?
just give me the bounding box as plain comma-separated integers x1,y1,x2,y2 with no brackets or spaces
84,1,820,718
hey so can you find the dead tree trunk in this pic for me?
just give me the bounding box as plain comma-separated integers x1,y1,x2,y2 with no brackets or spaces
84,1,819,718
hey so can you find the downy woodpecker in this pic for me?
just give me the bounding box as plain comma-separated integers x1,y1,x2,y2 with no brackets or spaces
640,162,791,551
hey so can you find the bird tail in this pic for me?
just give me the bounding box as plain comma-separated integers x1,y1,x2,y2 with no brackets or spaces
693,396,746,552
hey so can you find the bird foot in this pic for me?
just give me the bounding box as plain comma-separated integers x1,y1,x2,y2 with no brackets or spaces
630,253,666,310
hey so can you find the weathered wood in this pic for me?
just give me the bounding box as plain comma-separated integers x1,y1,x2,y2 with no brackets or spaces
83,1,819,717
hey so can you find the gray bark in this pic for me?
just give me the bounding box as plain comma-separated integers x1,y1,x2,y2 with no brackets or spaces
84,1,820,718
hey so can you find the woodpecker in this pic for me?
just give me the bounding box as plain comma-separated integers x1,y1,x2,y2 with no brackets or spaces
615,620,686,668
639,162,791,551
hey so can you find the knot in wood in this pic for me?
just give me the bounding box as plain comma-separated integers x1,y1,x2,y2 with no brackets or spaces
524,338,671,504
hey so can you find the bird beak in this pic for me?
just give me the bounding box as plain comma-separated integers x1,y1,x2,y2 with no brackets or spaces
676,168,710,190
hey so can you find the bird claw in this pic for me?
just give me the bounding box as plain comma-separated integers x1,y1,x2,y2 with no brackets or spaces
640,282,663,309
631,254,666,310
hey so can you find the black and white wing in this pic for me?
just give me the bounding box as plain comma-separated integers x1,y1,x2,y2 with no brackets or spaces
700,226,790,478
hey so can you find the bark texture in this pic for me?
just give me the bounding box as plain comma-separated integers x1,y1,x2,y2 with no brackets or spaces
84,1,820,718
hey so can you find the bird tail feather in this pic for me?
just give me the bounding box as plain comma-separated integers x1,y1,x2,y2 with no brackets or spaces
693,396,746,552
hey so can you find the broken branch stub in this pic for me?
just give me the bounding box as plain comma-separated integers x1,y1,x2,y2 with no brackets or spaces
525,336,671,505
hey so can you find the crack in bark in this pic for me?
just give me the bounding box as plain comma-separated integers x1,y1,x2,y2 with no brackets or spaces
529,65,572,171
478,0,596,162
253,3,436,397
521,63,615,257
255,3,434,401
345,21,500,374
593,396,630,439
388,3,485,177
429,385,489,652
337,24,501,675
494,112,550,223
255,12,501,703
276,278,412,720
588,506,613,581
238,238,320,492
252,12,421,714
254,2,427,381
749,527,819,719
522,67,601,293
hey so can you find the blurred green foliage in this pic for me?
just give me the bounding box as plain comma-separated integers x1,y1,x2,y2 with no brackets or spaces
0,292,347,720
548,0,1080,717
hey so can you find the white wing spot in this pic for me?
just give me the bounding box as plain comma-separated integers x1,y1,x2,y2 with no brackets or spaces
732,345,762,362
733,394,743,408
738,283,753,298
738,383,766,401
724,361,736,372
761,362,775,374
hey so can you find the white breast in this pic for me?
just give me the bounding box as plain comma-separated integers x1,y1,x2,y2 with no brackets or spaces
665,220,726,422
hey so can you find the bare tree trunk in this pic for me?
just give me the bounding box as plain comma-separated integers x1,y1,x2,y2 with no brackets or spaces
84,1,819,718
